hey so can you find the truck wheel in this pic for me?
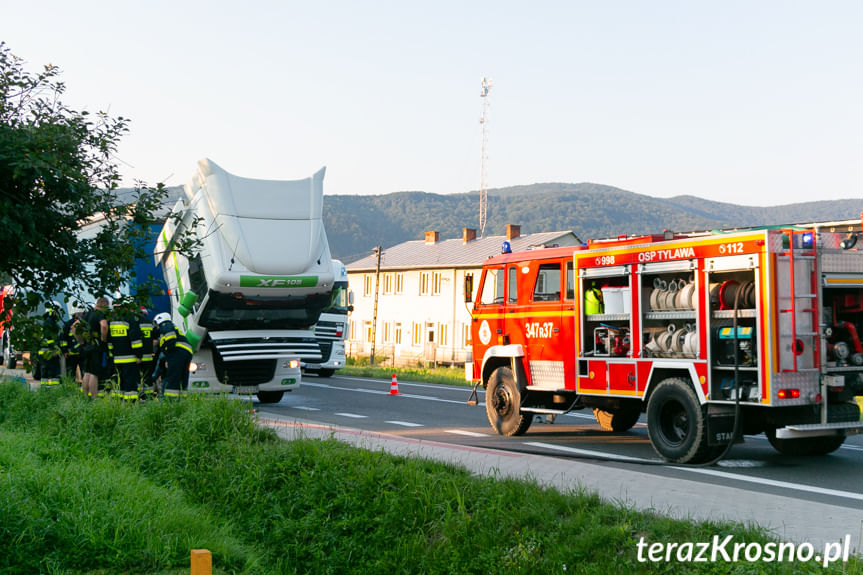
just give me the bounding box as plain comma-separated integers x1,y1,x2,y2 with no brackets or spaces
485,366,532,436
256,390,284,404
593,407,641,432
317,369,335,378
765,430,845,456
646,378,711,463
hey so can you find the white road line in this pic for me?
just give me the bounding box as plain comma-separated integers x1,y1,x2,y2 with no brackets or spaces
301,381,468,405
526,441,863,502
446,429,490,437
385,421,424,428
334,412,367,419
524,442,652,463
290,406,320,411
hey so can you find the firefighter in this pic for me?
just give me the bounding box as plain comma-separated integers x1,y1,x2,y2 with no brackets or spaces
78,297,109,399
137,307,157,398
107,303,143,401
61,309,85,383
152,312,193,399
37,302,64,387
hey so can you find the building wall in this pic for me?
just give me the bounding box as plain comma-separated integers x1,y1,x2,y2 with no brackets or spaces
347,267,481,366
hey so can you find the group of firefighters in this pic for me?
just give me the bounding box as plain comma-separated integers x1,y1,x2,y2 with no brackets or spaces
35,297,193,400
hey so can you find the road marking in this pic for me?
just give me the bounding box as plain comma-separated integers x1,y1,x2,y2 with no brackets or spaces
446,430,489,437
291,406,320,411
302,381,469,405
526,441,863,502
525,442,652,463
334,412,367,419
386,420,424,427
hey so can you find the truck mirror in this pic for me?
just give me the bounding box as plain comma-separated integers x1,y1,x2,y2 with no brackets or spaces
348,291,355,305
464,275,474,303
177,290,198,317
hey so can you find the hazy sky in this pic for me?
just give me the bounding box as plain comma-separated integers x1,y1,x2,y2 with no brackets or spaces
3,1,862,207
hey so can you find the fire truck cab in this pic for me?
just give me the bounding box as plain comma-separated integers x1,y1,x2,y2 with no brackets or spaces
467,223,863,463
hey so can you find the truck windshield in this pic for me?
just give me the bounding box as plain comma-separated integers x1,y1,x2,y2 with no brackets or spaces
322,281,349,315
198,291,331,330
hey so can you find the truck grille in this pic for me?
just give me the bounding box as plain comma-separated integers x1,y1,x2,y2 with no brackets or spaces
214,357,276,385
208,334,322,362
316,340,333,362
314,320,343,340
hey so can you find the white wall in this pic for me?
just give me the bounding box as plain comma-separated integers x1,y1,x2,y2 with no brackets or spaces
347,267,480,365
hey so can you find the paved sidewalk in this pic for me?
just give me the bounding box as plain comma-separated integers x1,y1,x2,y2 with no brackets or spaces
258,412,863,552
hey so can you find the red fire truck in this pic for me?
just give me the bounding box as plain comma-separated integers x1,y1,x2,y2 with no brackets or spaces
466,221,863,463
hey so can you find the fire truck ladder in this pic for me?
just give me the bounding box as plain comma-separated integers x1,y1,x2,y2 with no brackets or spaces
777,229,820,373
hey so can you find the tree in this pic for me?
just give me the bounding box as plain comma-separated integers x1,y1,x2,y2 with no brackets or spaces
0,43,182,358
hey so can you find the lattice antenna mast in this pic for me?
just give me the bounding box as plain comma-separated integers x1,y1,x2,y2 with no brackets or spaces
479,77,492,237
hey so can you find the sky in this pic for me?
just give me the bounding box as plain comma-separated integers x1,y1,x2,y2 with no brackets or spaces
2,1,862,207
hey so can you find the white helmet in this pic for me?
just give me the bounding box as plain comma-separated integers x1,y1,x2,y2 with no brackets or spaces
154,312,172,325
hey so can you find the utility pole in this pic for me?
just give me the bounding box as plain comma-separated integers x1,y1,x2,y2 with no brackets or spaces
369,245,382,366
479,77,492,237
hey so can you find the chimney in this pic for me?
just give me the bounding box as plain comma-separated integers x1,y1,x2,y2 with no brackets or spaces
425,230,440,244
462,228,477,244
506,224,521,240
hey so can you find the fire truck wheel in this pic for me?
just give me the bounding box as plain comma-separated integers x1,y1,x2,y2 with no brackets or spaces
765,430,845,456
646,378,711,463
485,366,532,436
593,407,641,432
256,390,284,404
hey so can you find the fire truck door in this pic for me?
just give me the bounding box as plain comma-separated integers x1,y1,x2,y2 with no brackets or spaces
503,264,522,346
474,265,505,351
524,262,566,389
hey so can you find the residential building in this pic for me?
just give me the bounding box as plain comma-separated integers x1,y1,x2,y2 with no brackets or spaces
346,225,581,367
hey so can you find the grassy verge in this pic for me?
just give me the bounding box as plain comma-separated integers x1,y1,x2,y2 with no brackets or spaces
0,380,858,574
340,358,470,386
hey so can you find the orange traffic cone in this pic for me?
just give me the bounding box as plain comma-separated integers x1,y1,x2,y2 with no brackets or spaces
389,373,401,395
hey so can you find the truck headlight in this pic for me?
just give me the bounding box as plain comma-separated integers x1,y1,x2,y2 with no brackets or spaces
283,359,300,369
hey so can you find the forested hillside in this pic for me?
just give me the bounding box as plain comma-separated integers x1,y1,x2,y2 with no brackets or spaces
321,183,863,262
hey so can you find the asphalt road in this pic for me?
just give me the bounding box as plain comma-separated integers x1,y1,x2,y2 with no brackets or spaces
257,372,863,513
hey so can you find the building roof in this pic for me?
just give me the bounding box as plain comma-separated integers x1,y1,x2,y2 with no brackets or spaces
346,230,580,271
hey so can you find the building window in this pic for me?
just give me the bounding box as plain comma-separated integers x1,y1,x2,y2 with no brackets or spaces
419,272,430,296
432,272,442,295
395,273,404,294
394,322,402,345
364,321,373,343
383,273,393,295
412,322,423,346
438,323,449,346
363,274,374,297
461,322,472,347
350,321,359,341
383,321,392,343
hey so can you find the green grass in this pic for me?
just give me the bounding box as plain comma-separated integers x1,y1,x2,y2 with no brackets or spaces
0,379,858,574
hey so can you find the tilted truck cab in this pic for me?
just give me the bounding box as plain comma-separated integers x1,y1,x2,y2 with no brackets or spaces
156,158,335,403
468,222,863,463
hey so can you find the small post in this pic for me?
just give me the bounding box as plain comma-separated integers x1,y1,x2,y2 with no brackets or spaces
191,549,212,575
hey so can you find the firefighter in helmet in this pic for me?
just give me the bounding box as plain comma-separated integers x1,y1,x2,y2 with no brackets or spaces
136,307,157,398
106,303,143,401
37,301,64,387
152,312,193,399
